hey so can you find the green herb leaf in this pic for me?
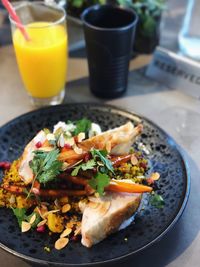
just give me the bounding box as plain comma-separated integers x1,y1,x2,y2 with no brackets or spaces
150,193,165,209
88,172,110,196
73,118,91,136
12,208,27,227
91,149,114,174
71,159,96,176
29,149,63,184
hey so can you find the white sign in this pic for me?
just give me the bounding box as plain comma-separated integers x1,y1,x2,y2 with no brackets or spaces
146,46,200,99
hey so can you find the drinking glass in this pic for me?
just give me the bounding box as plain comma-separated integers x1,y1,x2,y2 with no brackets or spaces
9,1,68,107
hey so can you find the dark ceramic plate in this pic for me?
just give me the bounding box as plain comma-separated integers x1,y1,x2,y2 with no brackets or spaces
0,103,190,266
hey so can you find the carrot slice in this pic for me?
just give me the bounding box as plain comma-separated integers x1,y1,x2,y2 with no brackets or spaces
106,180,152,193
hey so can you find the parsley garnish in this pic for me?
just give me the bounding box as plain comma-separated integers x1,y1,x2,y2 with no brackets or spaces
71,159,96,176
12,208,27,227
89,172,110,196
29,149,63,184
73,118,91,136
150,193,165,209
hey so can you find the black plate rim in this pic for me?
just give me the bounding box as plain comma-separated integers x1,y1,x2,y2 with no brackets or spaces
0,103,191,266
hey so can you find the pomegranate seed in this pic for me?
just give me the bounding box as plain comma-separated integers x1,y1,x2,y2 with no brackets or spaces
35,142,42,148
70,235,80,242
146,178,154,185
139,162,147,169
0,161,11,170
64,143,71,149
83,153,90,163
37,225,45,233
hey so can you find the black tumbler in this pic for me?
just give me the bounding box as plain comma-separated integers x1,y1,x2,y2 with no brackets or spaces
81,4,138,98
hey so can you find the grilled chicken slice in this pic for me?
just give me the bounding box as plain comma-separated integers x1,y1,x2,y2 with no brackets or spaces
80,192,142,247
80,122,143,155
18,130,52,184
59,122,143,162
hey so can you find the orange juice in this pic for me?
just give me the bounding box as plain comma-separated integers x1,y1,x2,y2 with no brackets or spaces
13,22,67,98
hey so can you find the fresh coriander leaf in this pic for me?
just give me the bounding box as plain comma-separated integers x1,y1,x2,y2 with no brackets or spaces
91,149,114,174
150,193,165,209
71,159,96,176
74,118,91,136
88,172,110,196
29,149,63,184
12,208,27,227
71,165,81,176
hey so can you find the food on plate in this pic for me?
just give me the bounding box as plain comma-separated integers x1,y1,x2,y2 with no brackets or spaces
0,118,163,250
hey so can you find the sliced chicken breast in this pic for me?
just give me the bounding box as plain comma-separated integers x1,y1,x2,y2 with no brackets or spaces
81,192,142,247
18,130,50,184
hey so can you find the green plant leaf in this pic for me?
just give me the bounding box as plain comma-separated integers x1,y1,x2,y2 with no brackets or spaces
91,149,114,174
73,118,92,136
71,159,96,176
88,172,110,196
150,193,165,209
12,208,27,227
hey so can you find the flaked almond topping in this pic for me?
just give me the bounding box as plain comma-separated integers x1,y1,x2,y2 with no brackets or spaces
131,154,138,165
66,137,75,146
106,141,111,153
9,195,15,205
55,237,69,250
62,204,71,213
73,144,83,155
88,201,100,209
37,219,47,228
97,201,111,216
58,134,65,148
21,221,31,232
29,213,36,225
77,132,85,143
54,199,60,208
46,133,55,141
43,209,60,218
60,228,72,238
61,162,70,171
150,172,160,180
74,226,81,236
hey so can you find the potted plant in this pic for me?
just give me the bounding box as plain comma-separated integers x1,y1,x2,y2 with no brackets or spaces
116,0,166,53
67,0,106,18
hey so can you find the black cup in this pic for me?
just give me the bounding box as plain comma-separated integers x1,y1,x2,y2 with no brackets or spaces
81,4,138,98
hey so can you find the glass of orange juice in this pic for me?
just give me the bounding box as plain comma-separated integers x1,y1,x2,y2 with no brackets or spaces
9,1,67,107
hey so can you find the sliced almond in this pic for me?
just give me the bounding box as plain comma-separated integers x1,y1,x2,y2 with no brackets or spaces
97,201,111,216
61,162,70,171
74,226,81,236
66,137,75,146
43,209,60,219
54,199,60,208
105,141,111,153
21,221,31,232
131,154,138,165
58,134,65,148
29,213,36,225
37,219,47,228
60,228,72,238
73,144,83,155
150,172,160,181
77,132,85,143
55,237,69,250
88,201,100,209
62,204,71,213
